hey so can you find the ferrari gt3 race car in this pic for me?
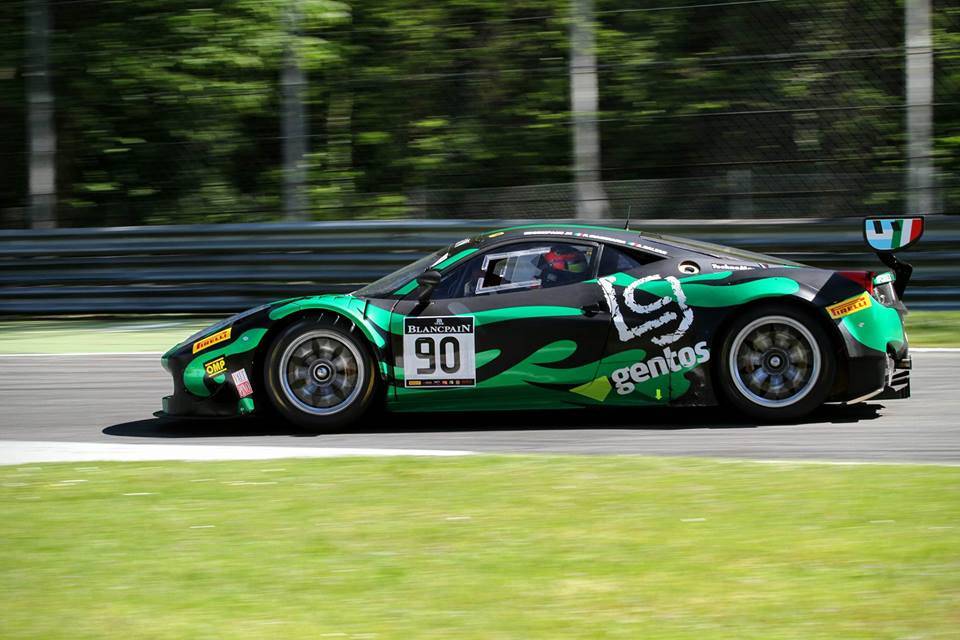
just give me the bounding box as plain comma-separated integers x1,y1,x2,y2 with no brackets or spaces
160,218,922,430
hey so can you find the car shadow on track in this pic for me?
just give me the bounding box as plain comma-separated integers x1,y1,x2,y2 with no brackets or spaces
103,403,884,439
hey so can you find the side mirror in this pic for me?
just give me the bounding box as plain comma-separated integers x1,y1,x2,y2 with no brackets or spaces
416,269,442,302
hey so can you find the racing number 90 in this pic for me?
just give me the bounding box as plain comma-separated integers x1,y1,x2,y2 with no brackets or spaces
414,336,461,375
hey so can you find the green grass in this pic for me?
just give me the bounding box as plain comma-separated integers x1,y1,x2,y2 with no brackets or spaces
1,456,958,639
905,311,960,347
0,311,957,353
0,318,220,353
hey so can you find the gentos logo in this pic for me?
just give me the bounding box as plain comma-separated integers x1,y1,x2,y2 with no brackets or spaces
826,292,872,319
204,356,226,378
611,341,710,396
192,327,231,354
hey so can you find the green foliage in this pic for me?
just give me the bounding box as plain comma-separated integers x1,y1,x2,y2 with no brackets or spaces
0,0,955,226
935,3,960,210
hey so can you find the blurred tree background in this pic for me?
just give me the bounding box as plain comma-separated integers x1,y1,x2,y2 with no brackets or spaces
0,0,957,227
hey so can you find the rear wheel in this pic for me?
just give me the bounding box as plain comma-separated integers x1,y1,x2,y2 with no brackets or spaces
264,316,379,431
718,306,835,421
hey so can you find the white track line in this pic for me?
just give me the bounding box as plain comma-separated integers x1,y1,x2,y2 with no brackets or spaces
0,441,475,465
727,457,960,467
911,347,960,353
1,441,954,466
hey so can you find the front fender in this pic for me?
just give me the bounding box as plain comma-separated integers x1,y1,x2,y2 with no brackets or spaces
161,294,393,418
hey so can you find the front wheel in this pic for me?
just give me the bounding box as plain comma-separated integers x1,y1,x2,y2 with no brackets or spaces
717,306,836,421
264,316,380,432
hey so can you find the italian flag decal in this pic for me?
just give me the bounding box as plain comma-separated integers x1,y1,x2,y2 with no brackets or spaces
865,217,924,252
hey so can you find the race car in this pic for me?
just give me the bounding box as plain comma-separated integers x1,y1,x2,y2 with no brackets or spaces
160,217,922,430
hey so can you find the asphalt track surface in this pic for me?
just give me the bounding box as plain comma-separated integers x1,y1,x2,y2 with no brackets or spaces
0,352,957,463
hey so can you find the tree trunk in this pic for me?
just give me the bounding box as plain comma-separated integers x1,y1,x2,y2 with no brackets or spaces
569,0,608,220
25,0,56,229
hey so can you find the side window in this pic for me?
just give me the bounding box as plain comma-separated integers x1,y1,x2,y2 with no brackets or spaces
431,241,596,299
597,245,662,277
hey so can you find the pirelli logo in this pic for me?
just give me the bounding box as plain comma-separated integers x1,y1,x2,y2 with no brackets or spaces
826,292,872,319
192,327,231,354
204,356,226,378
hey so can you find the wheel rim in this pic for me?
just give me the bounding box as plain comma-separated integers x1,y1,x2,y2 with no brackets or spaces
279,330,365,416
728,316,821,408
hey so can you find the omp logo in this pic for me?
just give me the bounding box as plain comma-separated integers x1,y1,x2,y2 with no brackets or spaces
826,292,872,319
598,274,694,346
204,356,226,378
611,341,710,396
192,327,231,354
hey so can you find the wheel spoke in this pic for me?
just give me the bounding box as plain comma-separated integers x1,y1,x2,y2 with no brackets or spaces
773,329,793,350
768,374,785,394
750,332,772,352
789,344,807,365
785,365,805,387
317,340,336,359
749,368,768,388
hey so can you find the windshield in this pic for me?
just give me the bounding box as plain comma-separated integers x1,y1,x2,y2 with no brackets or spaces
353,246,451,298
654,234,805,266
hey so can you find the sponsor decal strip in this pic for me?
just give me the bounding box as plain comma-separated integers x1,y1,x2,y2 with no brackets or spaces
230,368,254,398
402,316,477,388
203,356,227,378
711,263,755,271
826,292,872,319
192,327,232,354
599,274,693,346
611,341,711,396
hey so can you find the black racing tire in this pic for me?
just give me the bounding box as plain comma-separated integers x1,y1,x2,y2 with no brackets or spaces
263,315,380,432
717,304,836,422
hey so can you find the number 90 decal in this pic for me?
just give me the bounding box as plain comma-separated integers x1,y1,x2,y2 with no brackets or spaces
402,316,476,388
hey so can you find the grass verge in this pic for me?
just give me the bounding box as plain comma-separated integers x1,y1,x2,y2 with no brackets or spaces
903,311,960,347
0,318,219,354
1,456,958,639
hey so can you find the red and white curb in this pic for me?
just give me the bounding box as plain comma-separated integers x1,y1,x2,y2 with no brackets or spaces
0,441,475,465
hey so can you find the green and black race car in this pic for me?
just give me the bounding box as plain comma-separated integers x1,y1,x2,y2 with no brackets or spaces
160,217,922,430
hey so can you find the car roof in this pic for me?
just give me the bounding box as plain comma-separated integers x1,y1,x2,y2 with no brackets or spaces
469,222,806,266
471,223,674,256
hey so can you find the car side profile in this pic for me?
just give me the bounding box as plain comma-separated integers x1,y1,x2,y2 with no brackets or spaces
160,218,921,430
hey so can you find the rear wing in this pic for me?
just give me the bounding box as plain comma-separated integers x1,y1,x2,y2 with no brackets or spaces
863,217,924,298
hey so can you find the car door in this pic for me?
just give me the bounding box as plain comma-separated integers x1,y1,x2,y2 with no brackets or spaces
592,244,711,406
389,240,613,411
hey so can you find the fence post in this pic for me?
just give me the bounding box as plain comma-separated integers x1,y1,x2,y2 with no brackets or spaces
727,169,754,218
25,0,56,229
569,0,608,219
905,0,935,215
282,0,308,221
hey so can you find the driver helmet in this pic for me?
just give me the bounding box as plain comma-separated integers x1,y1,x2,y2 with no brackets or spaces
544,245,588,273
541,244,588,284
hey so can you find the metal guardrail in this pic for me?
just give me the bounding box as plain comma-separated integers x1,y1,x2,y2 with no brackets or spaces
1,217,957,314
